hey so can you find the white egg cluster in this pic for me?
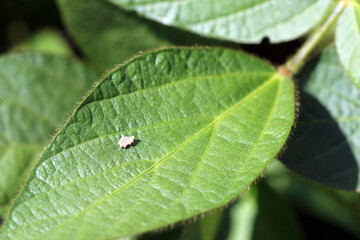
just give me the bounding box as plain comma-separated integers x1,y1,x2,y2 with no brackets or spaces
118,136,135,148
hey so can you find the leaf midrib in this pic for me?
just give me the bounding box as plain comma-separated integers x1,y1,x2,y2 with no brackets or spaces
9,73,280,240
145,76,283,227
220,74,283,199
41,116,214,167
43,71,273,165
11,71,274,211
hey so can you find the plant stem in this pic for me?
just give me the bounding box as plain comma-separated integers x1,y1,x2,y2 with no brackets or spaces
285,1,347,74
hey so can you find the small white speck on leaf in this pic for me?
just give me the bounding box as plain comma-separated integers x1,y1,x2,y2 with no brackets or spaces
118,136,135,148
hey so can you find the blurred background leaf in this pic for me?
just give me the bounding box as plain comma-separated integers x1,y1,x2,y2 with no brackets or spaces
0,0,62,53
280,47,360,191
1,1,359,239
11,28,73,57
56,0,230,72
0,52,97,217
56,0,171,72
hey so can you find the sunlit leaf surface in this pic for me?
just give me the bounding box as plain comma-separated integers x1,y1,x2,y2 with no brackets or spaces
0,48,294,239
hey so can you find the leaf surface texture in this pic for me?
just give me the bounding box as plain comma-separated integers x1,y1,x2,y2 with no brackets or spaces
109,0,331,43
281,47,360,191
57,0,222,71
336,1,360,90
0,53,97,214
0,48,294,239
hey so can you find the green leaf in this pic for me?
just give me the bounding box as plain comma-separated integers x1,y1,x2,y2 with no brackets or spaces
224,183,303,240
109,0,331,44
56,0,223,72
56,0,170,71
0,53,97,215
336,1,360,90
280,47,360,191
142,182,303,240
1,204,8,217
0,47,294,239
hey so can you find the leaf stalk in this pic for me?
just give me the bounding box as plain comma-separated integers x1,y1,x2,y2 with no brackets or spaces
285,1,347,74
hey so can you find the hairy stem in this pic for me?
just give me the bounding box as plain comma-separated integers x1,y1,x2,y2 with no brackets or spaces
285,1,348,74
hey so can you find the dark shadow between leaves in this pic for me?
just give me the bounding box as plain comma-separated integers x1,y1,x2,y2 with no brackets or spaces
214,206,231,240
252,184,304,240
280,90,359,191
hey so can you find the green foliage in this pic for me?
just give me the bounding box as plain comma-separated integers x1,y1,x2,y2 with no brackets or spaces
0,53,97,216
109,0,331,43
56,0,171,71
281,47,360,191
139,180,305,240
0,48,294,239
336,0,360,89
1,0,360,239
56,0,224,71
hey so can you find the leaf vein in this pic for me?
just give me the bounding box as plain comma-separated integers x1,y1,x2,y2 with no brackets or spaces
19,73,279,240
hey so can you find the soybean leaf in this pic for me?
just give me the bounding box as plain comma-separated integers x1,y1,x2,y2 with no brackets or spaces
280,47,360,191
0,204,8,217
56,0,223,72
109,0,331,44
148,182,303,240
56,0,170,71
336,1,360,90
0,47,294,240
0,53,97,215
